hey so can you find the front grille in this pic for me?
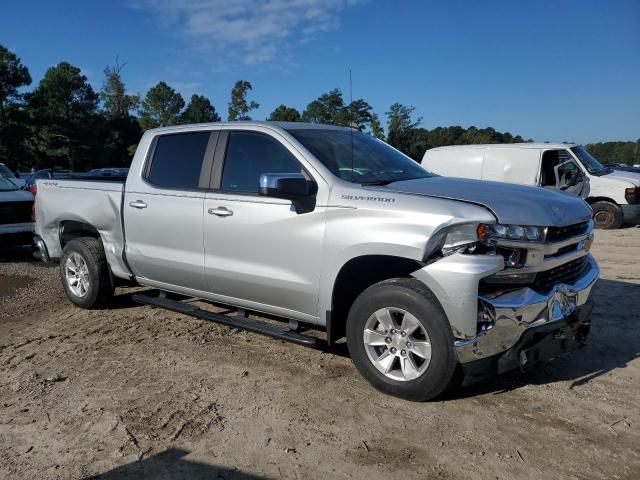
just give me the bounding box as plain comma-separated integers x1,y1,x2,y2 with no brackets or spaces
546,221,589,242
533,256,588,293
0,201,33,224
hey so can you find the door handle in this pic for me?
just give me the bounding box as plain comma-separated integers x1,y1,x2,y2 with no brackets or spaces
129,200,147,209
208,207,233,217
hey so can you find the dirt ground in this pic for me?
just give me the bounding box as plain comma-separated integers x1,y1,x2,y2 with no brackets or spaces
0,229,639,480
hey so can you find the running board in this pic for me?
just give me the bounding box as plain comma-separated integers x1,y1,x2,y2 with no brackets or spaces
132,292,318,347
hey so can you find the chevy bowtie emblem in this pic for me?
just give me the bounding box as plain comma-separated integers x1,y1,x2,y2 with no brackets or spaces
552,206,563,222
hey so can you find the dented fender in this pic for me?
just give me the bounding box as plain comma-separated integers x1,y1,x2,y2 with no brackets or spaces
411,253,504,338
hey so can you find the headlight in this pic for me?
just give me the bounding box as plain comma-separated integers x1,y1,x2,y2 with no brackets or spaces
425,223,480,260
625,187,639,205
478,223,543,242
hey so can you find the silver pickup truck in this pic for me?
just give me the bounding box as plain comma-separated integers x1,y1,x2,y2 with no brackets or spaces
34,122,599,400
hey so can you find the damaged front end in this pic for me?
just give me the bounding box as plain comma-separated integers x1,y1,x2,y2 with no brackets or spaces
412,219,599,382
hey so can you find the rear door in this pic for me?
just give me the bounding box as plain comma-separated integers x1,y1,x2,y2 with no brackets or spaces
202,129,326,321
123,130,217,291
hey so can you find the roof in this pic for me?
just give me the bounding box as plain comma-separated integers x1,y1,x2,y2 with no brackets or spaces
429,143,579,151
148,121,352,135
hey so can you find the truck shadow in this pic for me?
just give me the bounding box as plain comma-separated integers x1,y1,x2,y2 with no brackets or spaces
83,447,269,479
451,278,640,398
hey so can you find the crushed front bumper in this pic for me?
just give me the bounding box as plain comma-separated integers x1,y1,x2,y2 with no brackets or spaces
455,253,599,382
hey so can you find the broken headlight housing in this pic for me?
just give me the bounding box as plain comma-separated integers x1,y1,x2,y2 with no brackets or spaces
429,223,541,271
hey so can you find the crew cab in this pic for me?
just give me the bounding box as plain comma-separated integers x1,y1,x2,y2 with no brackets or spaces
33,122,599,400
422,144,640,229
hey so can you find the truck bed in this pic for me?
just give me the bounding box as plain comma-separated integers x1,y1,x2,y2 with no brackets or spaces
34,178,131,279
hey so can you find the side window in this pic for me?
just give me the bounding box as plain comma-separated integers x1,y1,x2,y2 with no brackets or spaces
221,131,302,193
147,132,211,189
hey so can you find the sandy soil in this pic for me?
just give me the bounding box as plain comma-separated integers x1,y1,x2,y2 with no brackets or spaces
1,228,639,480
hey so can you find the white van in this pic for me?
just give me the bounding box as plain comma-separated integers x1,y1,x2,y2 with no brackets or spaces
422,144,640,229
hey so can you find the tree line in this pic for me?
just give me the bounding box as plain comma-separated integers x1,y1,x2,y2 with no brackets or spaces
1,44,636,173
583,141,640,166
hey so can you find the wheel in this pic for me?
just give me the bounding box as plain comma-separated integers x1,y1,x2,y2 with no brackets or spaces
60,237,114,309
591,201,623,229
346,278,458,401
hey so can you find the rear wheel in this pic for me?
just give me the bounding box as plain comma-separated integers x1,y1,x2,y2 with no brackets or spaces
591,201,622,229
60,237,114,309
346,278,458,401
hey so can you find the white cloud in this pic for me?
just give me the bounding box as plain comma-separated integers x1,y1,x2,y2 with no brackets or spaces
131,0,365,64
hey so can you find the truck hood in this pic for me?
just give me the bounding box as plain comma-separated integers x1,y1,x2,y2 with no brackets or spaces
382,177,592,227
604,170,640,186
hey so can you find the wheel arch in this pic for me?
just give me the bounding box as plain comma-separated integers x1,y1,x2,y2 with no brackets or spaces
586,196,619,206
326,254,424,344
59,220,102,249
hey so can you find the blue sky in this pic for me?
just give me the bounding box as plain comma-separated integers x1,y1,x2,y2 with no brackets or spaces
3,0,639,144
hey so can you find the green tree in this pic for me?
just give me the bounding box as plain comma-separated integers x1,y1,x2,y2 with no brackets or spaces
138,81,185,130
585,140,640,165
344,98,373,129
0,44,32,170
267,104,301,122
302,89,376,130
369,113,385,140
27,62,100,171
386,103,421,157
228,80,259,121
302,89,345,124
99,61,141,167
100,60,139,119
180,94,221,124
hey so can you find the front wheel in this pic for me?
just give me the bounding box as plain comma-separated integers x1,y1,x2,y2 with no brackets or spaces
591,201,623,229
346,278,458,401
60,237,114,309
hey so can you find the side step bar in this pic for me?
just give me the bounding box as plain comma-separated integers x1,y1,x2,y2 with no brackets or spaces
132,292,319,347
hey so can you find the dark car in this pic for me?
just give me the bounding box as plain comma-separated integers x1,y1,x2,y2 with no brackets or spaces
0,174,34,247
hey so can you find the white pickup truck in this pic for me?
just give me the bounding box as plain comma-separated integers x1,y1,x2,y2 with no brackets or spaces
34,122,599,400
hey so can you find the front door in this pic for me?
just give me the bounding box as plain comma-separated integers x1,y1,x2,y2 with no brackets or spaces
203,130,326,320
540,149,589,198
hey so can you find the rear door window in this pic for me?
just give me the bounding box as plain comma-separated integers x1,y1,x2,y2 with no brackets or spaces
147,132,211,189
221,131,302,193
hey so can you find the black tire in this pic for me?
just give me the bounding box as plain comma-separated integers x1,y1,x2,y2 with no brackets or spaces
346,278,458,401
591,201,623,229
60,237,114,309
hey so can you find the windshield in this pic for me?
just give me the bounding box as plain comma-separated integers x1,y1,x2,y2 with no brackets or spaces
0,174,18,191
287,128,430,185
571,146,608,176
0,164,15,178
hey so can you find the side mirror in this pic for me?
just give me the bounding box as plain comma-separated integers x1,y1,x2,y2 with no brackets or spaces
259,173,318,214
259,173,318,199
